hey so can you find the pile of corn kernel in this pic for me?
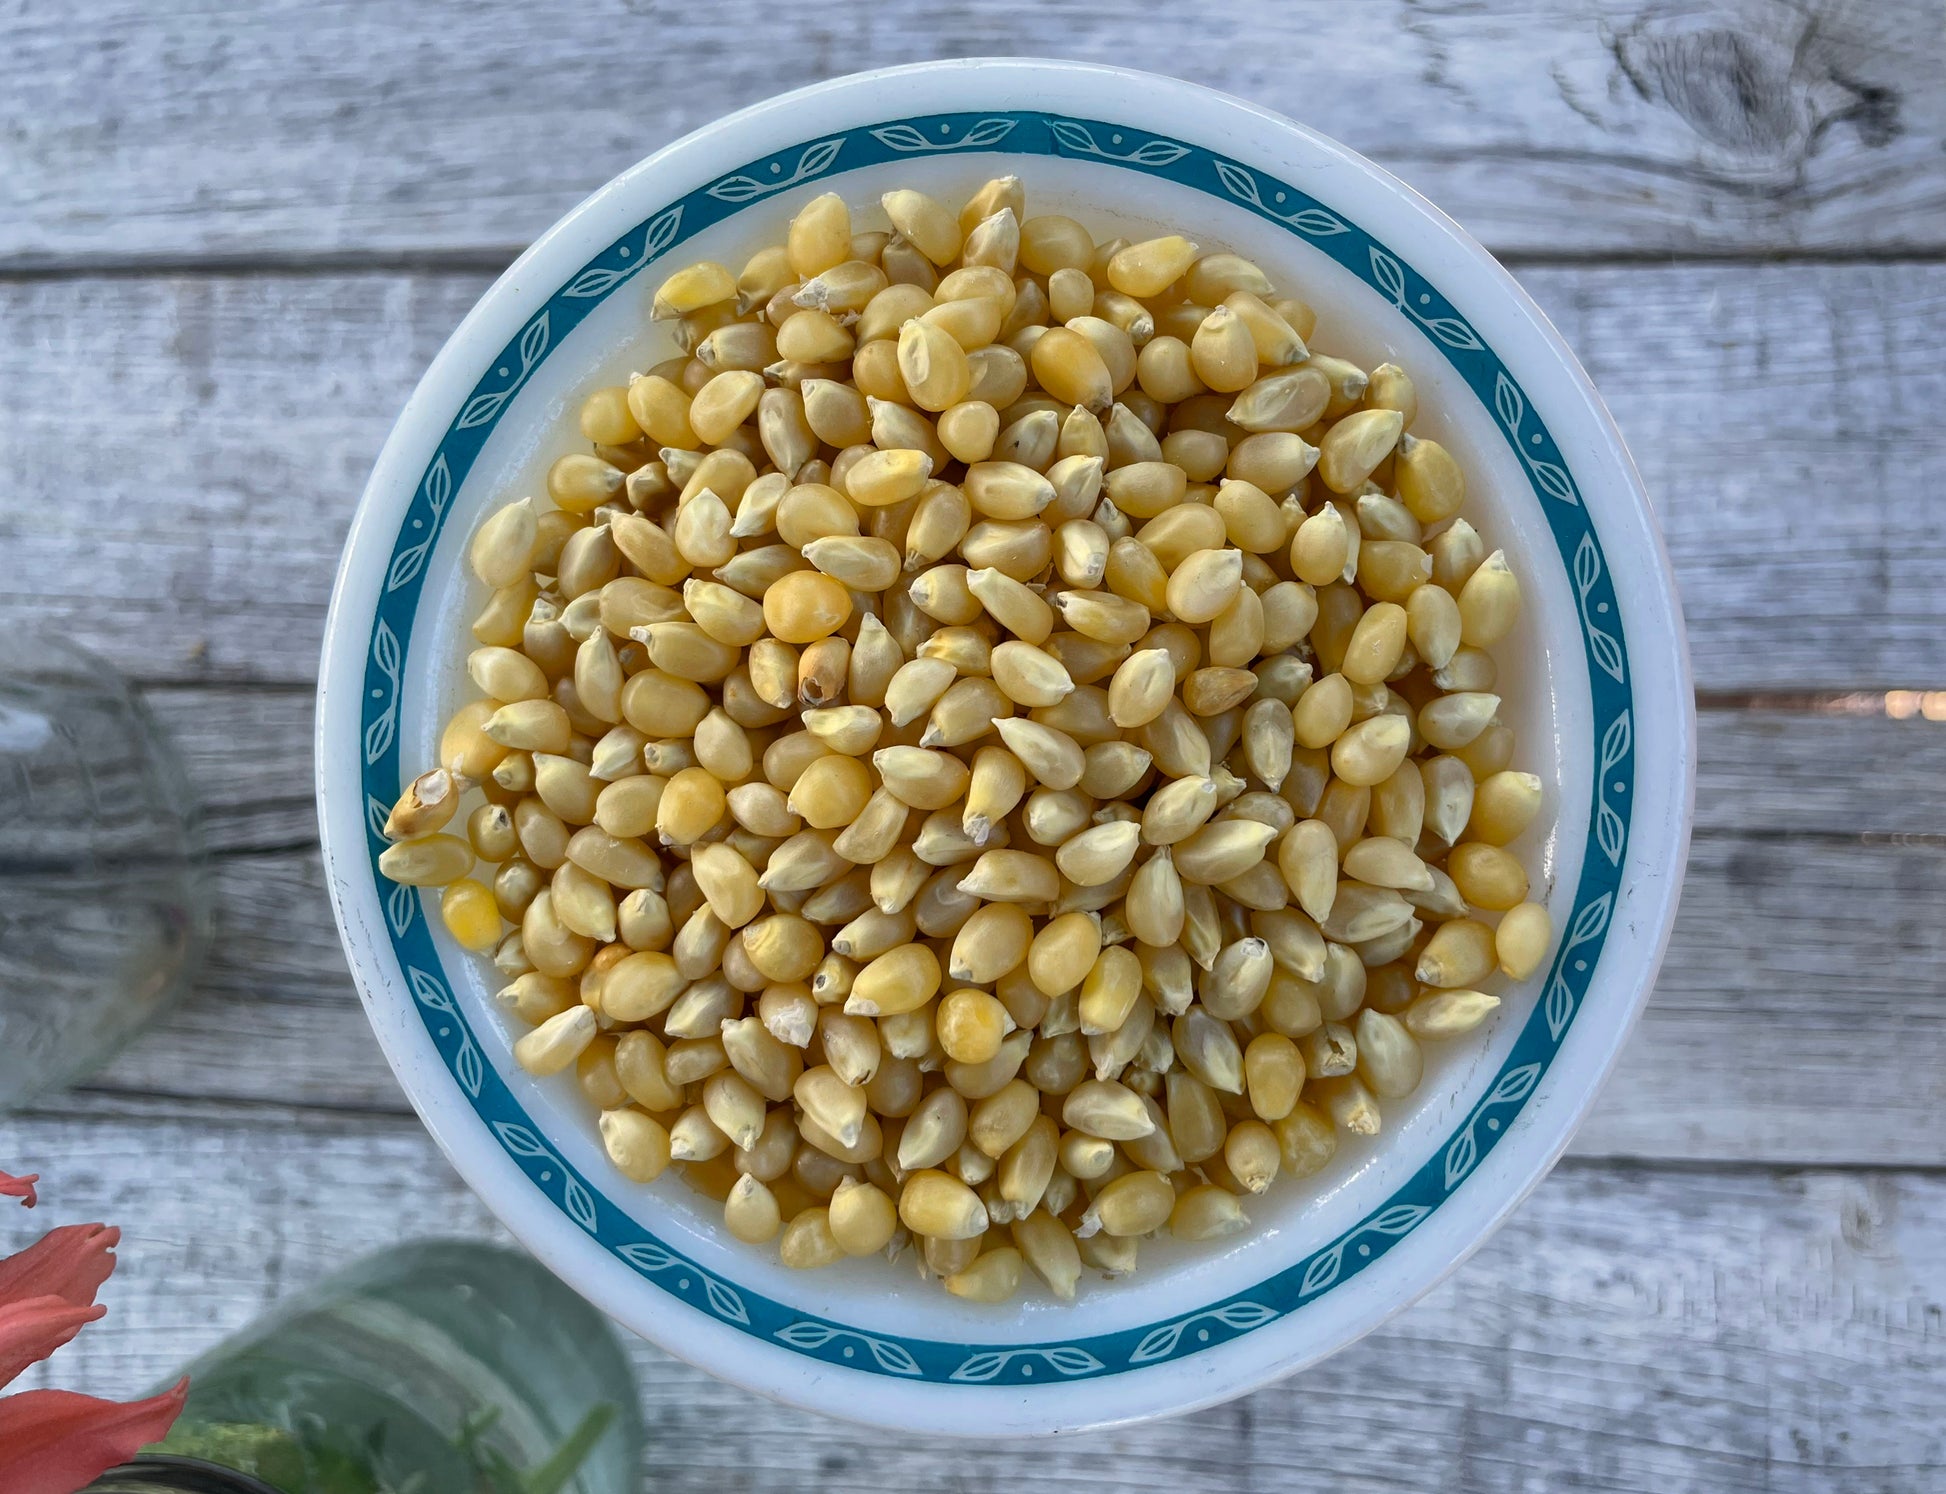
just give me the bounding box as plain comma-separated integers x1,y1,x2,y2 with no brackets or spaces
377,176,1552,1303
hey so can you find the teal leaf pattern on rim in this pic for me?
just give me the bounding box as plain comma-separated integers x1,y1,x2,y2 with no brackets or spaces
385,882,417,939
872,117,1016,152
1370,245,1485,350
775,1323,923,1375
365,794,392,843
617,1243,751,1327
949,1346,1105,1383
1493,372,1581,506
1545,891,1614,1039
1595,711,1632,866
407,966,483,1098
1210,158,1349,237
362,620,401,766
1575,533,1627,685
708,137,847,203
385,454,453,593
356,107,1634,1385
562,204,685,299
456,314,549,430
1443,1063,1545,1191
1047,118,1189,167
1130,1302,1278,1364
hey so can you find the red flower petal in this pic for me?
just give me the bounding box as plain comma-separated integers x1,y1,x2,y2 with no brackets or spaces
0,1296,106,1387
0,1225,120,1312
0,1378,189,1494
0,1171,37,1209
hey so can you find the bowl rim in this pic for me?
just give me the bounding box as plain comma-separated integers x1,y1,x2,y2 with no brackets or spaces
317,56,1695,1434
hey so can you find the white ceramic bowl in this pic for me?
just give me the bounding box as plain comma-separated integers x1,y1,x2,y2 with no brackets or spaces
318,59,1693,1435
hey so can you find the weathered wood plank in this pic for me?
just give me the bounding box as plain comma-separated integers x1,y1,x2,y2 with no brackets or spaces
3,263,1942,690
3,0,1941,265
10,1100,1942,1492
76,803,1946,1165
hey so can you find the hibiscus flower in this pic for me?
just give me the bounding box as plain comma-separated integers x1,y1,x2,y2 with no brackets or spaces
0,1166,187,1494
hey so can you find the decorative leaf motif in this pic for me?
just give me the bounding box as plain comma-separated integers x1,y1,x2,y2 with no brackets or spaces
1369,1204,1431,1236
561,264,631,300
641,203,683,263
1573,532,1602,596
704,174,769,205
456,390,508,429
708,138,846,202
1368,246,1408,309
1587,622,1625,684
1211,158,1265,211
1131,1321,1189,1364
869,123,934,152
366,794,392,842
703,1276,749,1325
948,1350,1012,1384
564,208,685,297
1574,535,1624,681
1597,802,1626,865
1566,888,1614,951
1487,1062,1543,1108
618,1241,680,1275
1133,1301,1280,1364
947,1346,1101,1382
454,1042,484,1099
1494,372,1524,439
458,315,550,428
1596,712,1633,863
1444,1126,1480,1191
1045,119,1187,167
795,137,845,181
407,965,454,1014
1047,119,1099,156
1213,1301,1277,1331
563,1175,599,1234
775,1322,840,1350
1300,1243,1345,1298
958,117,1017,148
372,619,402,684
494,1123,550,1160
866,1336,923,1375
1287,207,1349,237
362,704,396,766
1528,457,1579,506
1421,315,1484,351
386,881,417,937
1545,971,1576,1040
517,314,550,373
1042,1346,1105,1376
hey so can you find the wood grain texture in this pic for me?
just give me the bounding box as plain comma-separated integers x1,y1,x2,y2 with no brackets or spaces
9,1100,1943,1493
5,263,1944,690
75,701,1946,1164
3,0,1941,266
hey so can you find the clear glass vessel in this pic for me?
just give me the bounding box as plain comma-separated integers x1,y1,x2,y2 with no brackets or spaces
134,1240,644,1494
0,632,211,1108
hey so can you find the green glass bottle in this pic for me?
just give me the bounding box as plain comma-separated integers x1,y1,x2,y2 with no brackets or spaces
109,1240,642,1494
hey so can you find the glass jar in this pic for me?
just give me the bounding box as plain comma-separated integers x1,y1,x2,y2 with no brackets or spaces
0,632,211,1109
129,1240,644,1494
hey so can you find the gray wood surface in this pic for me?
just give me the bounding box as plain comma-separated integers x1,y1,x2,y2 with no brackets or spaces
12,1098,1943,1493
3,0,1942,1486
7,262,1944,692
4,0,1942,266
